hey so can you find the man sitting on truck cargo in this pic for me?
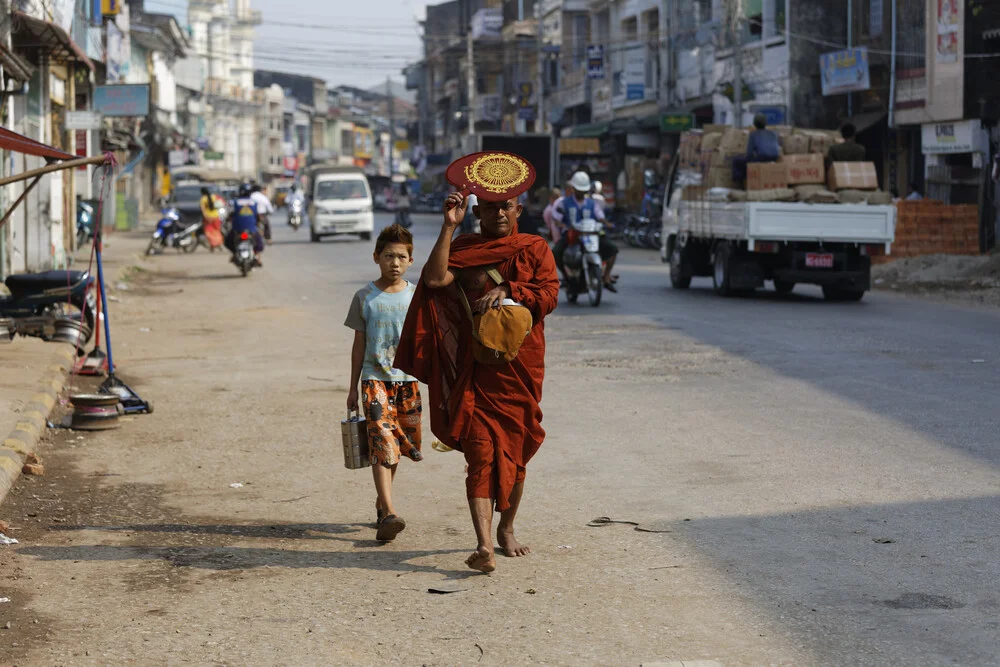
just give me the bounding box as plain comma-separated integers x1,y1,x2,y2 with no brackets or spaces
745,113,781,163
826,123,866,169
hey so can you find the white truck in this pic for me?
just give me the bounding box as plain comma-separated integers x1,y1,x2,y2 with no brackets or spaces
660,181,896,301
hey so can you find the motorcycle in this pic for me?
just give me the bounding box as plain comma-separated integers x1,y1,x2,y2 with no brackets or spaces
288,198,303,230
562,217,605,307
76,201,95,249
0,269,97,342
231,231,256,277
147,208,200,255
394,207,412,229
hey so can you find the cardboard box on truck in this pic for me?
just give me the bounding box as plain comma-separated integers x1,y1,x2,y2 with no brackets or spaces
828,162,878,191
781,133,810,155
785,153,825,185
747,162,788,191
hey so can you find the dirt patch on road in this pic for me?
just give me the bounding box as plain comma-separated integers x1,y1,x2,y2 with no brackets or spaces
873,254,1000,307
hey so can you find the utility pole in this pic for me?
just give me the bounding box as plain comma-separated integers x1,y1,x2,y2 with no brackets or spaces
847,0,853,117
732,1,743,129
387,76,394,176
536,6,545,134
467,25,475,137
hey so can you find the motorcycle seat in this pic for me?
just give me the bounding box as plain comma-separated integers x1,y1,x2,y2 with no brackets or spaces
5,270,90,291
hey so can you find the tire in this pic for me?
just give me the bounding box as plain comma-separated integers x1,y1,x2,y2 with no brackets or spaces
712,242,734,297
823,287,865,302
669,242,692,289
240,263,250,277
586,262,602,307
774,280,795,295
359,232,372,241
310,229,320,243
146,238,160,256
566,289,579,304
180,233,198,253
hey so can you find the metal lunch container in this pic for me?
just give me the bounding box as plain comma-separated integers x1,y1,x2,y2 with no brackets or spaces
341,410,371,470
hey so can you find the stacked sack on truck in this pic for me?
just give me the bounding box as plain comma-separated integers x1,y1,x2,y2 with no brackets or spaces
697,126,748,189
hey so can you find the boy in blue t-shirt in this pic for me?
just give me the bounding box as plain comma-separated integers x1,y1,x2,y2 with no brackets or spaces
345,224,422,542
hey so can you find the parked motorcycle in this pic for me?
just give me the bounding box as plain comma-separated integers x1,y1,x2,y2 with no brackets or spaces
288,198,303,230
231,231,256,277
76,201,95,249
0,269,97,343
562,217,604,307
146,208,200,255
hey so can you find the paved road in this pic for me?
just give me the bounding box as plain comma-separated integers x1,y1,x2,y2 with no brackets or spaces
1,210,998,665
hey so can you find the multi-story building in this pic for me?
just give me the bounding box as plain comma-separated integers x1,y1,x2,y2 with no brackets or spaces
189,0,260,179
253,70,328,169
256,84,286,185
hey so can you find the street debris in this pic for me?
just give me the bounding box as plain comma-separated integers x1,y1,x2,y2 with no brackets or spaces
873,538,896,544
557,545,573,549
21,463,44,476
25,452,41,465
306,376,335,383
0,519,9,533
525,588,537,595
138,327,151,333
107,295,121,302
587,516,672,533
427,584,466,594
229,482,244,489
971,359,986,364
0,597,10,603
0,533,18,545
115,282,129,291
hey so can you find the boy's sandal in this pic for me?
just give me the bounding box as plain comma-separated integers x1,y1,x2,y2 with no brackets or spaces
407,448,424,462
376,514,406,542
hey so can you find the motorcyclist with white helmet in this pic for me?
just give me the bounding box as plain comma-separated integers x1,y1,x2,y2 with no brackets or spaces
551,171,619,292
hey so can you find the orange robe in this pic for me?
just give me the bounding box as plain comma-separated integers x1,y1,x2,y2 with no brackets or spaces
395,232,559,510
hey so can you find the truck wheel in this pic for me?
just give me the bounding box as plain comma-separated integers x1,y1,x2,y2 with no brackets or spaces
712,243,734,296
823,287,865,302
669,242,692,289
310,230,320,243
358,232,372,241
773,280,795,295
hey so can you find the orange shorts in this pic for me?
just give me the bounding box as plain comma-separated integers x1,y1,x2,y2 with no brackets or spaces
362,380,422,466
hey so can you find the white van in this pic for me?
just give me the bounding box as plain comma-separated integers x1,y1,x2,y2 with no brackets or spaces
307,167,375,242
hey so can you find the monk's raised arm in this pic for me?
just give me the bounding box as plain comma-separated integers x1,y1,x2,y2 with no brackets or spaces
507,240,560,321
425,192,465,289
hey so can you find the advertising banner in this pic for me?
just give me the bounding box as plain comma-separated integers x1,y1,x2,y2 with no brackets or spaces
820,48,871,96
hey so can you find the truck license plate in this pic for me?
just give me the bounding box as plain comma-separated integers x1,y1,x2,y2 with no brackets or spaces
806,253,834,268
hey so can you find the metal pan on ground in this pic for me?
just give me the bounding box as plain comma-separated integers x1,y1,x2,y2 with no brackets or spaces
69,393,123,430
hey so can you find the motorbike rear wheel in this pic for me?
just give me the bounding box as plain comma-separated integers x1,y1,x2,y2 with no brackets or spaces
146,238,161,256
587,262,603,307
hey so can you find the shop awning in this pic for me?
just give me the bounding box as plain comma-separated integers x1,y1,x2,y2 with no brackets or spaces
0,126,76,161
569,121,610,138
12,11,94,72
0,42,34,82
844,111,886,135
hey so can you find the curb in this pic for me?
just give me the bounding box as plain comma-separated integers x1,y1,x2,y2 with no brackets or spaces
0,344,75,509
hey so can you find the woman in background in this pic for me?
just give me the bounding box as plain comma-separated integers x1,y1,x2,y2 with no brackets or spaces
200,187,224,251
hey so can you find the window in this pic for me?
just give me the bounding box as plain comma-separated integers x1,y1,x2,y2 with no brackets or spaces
572,14,588,67
745,0,763,42
316,179,368,200
341,129,352,151
621,17,638,42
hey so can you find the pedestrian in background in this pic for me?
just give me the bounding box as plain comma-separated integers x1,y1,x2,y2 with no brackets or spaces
345,224,423,542
200,187,224,251
542,187,562,243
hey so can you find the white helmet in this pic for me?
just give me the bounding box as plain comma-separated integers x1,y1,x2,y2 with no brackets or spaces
568,171,591,193
593,180,603,195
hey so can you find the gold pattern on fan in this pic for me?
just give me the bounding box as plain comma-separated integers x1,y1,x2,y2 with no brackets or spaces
463,153,530,194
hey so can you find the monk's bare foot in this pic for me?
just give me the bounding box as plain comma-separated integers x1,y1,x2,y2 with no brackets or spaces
465,546,497,573
497,529,531,557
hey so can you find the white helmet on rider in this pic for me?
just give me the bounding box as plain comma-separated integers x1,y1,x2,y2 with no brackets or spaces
593,180,603,195
568,171,591,194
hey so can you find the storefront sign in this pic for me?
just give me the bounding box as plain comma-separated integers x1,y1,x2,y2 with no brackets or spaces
592,83,612,122
749,105,786,126
624,48,645,101
517,81,535,121
66,110,103,130
587,45,604,80
820,47,871,96
205,150,225,160
101,0,121,15
936,0,959,64
471,8,502,40
921,119,980,154
660,113,694,133
282,156,298,171
168,150,187,167
75,130,88,171
94,84,150,116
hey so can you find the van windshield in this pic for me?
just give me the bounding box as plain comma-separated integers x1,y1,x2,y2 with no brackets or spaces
316,180,368,200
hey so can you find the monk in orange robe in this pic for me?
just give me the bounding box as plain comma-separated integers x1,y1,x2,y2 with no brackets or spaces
394,192,559,573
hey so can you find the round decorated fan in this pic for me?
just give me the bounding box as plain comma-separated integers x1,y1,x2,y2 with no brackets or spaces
445,151,537,204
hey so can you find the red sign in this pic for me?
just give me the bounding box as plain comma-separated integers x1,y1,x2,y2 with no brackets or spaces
76,131,88,171
283,156,298,172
